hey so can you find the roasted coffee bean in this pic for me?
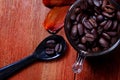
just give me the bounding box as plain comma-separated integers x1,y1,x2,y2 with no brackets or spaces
93,0,102,7
91,29,97,37
112,20,118,30
97,27,103,34
104,20,112,30
100,20,107,26
46,40,56,44
70,12,76,21
85,33,95,42
45,48,55,55
102,0,107,9
99,38,109,48
76,13,82,22
107,32,117,37
104,5,115,13
77,23,84,35
102,33,111,40
75,8,81,14
71,25,78,38
89,18,97,27
96,15,104,22
83,20,93,29
117,11,120,21
46,40,56,48
80,0,88,10
77,44,86,50
81,36,87,44
102,11,115,18
87,0,94,6
111,37,117,44
84,28,91,34
55,43,62,53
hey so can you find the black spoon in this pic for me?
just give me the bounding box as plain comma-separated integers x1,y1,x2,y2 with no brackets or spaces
0,35,66,80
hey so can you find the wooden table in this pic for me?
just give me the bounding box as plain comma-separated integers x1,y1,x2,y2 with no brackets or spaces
0,0,120,80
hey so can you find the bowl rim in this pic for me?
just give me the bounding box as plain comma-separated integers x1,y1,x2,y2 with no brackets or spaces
64,0,120,57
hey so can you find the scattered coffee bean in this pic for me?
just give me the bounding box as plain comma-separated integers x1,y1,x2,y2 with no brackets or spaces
102,33,111,40
71,25,78,39
93,0,102,7
104,20,112,30
112,20,118,30
107,32,117,37
96,15,104,22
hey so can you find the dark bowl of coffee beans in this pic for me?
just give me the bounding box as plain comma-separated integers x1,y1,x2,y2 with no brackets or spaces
64,0,120,73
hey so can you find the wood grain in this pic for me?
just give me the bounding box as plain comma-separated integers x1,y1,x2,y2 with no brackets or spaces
0,0,120,80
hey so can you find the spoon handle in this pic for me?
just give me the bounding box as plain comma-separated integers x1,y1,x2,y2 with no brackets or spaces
0,54,37,80
72,51,87,74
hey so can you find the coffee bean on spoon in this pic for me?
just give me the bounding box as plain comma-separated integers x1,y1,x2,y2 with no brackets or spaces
45,48,55,55
55,43,62,53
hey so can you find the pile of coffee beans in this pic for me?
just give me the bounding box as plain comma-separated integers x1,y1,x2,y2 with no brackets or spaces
45,39,62,55
67,0,120,52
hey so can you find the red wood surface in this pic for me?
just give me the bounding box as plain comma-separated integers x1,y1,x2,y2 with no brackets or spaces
0,0,120,80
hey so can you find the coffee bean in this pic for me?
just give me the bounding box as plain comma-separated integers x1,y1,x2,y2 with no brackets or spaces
77,23,84,35
84,28,91,34
104,20,112,30
75,8,81,14
117,24,120,34
102,33,111,40
93,0,102,7
46,40,56,44
96,15,104,22
83,20,93,29
71,25,78,38
85,33,95,42
117,11,120,21
111,37,117,44
70,12,76,21
89,18,97,27
99,38,109,48
55,43,62,53
107,32,117,37
100,20,107,26
91,29,97,37
81,36,87,44
45,48,55,55
97,27,103,35
104,5,115,13
46,40,56,48
76,13,82,22
102,11,115,18
102,0,107,9
112,20,118,30
87,0,93,6
77,44,86,50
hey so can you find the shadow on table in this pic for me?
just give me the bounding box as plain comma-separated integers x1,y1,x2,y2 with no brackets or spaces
87,45,120,79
